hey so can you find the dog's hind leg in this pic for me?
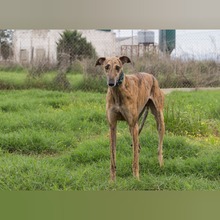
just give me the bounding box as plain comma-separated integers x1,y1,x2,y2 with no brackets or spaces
156,110,165,167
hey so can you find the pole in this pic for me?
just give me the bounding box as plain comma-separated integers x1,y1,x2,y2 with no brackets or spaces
131,30,133,60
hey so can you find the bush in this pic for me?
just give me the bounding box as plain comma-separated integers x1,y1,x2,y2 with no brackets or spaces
120,53,220,88
75,58,107,92
27,60,56,78
0,61,24,72
68,60,84,74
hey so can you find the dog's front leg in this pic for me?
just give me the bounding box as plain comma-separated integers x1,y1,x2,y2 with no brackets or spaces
130,123,140,180
110,123,117,182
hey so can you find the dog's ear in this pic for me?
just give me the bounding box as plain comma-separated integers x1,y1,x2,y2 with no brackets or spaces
95,57,106,66
119,56,131,65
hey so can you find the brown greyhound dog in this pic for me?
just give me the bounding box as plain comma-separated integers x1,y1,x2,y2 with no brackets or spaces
95,56,165,181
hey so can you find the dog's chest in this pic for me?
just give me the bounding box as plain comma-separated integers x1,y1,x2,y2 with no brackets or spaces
110,88,131,107
109,93,133,118
113,93,124,106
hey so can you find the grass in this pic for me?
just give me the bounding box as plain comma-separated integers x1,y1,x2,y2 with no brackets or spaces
0,89,106,154
0,70,85,90
0,87,219,190
165,90,220,136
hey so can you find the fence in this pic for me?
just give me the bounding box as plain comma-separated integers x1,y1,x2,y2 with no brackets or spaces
0,29,220,91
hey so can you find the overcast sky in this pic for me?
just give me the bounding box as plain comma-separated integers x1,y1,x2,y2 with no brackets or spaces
113,29,220,60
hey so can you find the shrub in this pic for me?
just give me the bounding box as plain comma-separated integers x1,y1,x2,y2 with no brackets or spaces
0,61,24,72
69,60,84,74
27,60,55,78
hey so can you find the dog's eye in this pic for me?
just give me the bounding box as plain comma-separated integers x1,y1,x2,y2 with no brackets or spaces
105,65,110,70
115,65,120,71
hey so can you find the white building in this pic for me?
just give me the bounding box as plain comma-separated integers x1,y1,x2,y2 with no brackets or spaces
12,29,117,64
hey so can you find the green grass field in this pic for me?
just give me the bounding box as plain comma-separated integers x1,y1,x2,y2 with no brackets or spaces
0,70,85,90
0,70,219,190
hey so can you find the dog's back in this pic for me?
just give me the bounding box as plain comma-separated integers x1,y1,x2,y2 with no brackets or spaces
124,72,164,114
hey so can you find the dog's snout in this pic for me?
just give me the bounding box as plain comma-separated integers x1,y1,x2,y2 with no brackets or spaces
107,78,116,87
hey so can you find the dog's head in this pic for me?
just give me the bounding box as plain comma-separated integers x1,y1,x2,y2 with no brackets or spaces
95,56,131,87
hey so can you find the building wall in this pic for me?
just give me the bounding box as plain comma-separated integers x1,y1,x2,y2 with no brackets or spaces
80,30,116,57
12,29,116,64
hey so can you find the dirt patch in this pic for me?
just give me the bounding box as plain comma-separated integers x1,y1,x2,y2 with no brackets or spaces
162,87,220,94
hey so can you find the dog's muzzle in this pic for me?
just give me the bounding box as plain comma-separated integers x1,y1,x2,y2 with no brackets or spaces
107,78,116,87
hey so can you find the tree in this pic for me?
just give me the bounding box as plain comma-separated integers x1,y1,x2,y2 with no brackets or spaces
0,30,12,42
1,42,11,60
56,30,97,65
0,29,13,60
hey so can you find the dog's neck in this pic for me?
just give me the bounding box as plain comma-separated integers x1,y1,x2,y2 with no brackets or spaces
115,71,124,86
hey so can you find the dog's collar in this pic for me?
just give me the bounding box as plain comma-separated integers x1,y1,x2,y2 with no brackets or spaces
116,71,124,86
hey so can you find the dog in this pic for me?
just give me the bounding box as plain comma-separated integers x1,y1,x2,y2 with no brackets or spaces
95,56,165,181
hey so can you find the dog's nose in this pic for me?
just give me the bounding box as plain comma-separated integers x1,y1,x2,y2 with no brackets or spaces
108,83,115,87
